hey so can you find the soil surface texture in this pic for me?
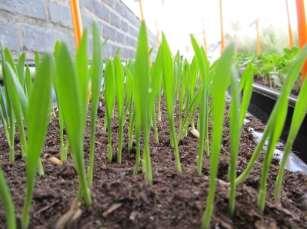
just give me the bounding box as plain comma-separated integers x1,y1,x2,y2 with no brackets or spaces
0,104,307,229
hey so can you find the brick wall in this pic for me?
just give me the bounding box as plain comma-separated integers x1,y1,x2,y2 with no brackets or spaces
0,0,155,60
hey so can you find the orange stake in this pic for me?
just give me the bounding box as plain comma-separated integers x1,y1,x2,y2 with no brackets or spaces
220,0,225,53
219,0,225,54
296,0,307,78
285,0,294,48
69,0,83,47
256,18,261,56
139,0,145,21
202,30,208,53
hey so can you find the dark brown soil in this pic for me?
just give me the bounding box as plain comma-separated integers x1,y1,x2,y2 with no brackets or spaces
0,104,306,229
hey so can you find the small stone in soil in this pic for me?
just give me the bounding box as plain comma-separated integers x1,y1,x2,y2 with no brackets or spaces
48,156,63,166
102,203,122,217
299,193,307,211
129,211,139,221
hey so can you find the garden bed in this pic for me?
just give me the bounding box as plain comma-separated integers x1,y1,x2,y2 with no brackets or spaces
254,76,300,96
0,104,306,229
250,82,307,164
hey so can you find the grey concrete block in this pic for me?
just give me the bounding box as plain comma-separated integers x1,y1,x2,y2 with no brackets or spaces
0,0,152,59
101,0,117,9
122,47,134,58
0,0,47,20
0,22,21,51
120,19,128,32
22,24,72,53
102,23,115,41
115,1,127,18
128,25,138,38
109,12,120,28
103,42,118,58
115,30,125,43
125,36,136,47
125,10,139,27
80,0,94,12
94,0,110,22
57,32,74,52
82,11,95,29
49,1,71,28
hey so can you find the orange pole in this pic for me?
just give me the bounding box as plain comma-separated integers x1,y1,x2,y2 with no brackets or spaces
285,0,294,48
256,18,261,55
155,20,161,45
219,0,225,54
156,28,161,45
69,0,83,47
139,0,145,21
295,0,307,78
202,30,208,52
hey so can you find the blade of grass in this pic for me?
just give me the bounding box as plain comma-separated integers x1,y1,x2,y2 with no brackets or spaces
274,79,307,202
2,52,27,157
227,62,254,215
202,44,235,229
16,53,26,86
161,34,182,173
177,57,200,141
76,31,89,126
191,35,210,175
54,42,91,205
228,70,241,215
54,66,68,162
257,47,307,212
239,63,254,126
87,23,103,186
134,21,153,182
0,87,15,163
126,66,135,152
114,55,125,163
21,54,53,229
0,168,16,229
150,46,163,144
235,47,307,187
3,49,28,115
104,60,115,162
24,66,32,97
58,108,68,161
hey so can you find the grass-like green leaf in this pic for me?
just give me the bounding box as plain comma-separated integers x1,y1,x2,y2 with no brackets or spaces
2,50,28,156
239,63,254,126
191,35,210,175
21,54,53,229
87,23,103,186
134,21,153,182
76,31,89,126
257,47,307,211
24,66,32,96
274,78,307,202
0,86,15,163
150,46,163,144
177,57,200,141
234,47,307,212
104,60,115,162
54,42,91,205
114,55,125,163
202,45,235,229
16,53,26,86
0,168,16,229
228,70,241,215
161,34,182,173
125,65,136,151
